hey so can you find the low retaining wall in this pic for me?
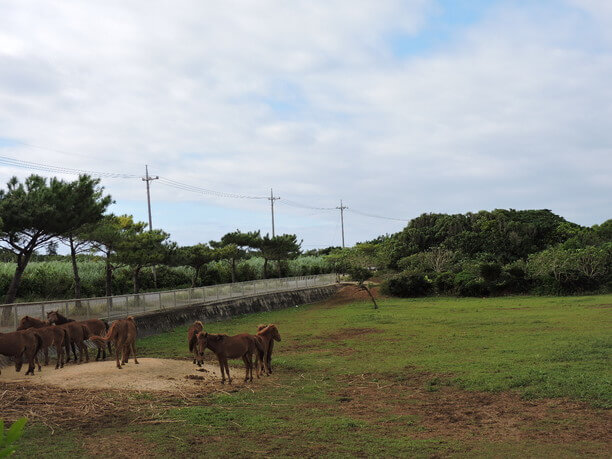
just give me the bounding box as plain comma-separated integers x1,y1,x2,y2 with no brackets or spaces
133,284,340,336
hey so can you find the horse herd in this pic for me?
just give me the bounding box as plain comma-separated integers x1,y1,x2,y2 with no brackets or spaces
188,321,282,384
0,311,137,375
1,312,281,385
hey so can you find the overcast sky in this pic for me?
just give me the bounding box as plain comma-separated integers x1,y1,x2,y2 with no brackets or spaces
0,0,610,249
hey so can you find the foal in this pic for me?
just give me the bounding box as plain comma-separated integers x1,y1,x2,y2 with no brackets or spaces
187,321,204,366
256,324,281,375
196,332,263,384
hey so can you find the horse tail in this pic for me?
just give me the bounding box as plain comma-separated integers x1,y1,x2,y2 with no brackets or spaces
81,324,90,340
33,332,43,358
101,319,111,353
89,319,119,346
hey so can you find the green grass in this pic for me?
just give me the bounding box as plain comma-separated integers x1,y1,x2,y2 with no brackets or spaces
140,295,611,408
15,294,612,457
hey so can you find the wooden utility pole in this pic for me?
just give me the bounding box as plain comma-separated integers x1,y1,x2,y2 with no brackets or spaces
142,165,159,285
268,188,280,236
336,199,348,248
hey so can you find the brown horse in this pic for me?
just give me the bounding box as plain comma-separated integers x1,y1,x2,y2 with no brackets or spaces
46,311,110,360
196,332,264,384
0,330,43,375
89,317,138,369
45,311,89,364
17,316,66,369
256,324,281,375
187,321,204,366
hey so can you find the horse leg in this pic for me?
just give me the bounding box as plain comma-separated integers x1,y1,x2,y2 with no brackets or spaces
267,351,272,375
26,351,35,376
122,343,130,364
216,355,225,383
242,355,250,382
80,340,89,363
44,347,49,366
35,354,42,372
131,342,139,364
64,339,71,363
71,341,78,363
224,358,232,384
55,343,63,369
115,340,122,369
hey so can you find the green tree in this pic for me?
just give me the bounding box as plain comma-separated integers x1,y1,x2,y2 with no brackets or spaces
256,234,301,278
176,243,215,287
211,230,260,282
82,215,146,297
0,175,112,316
115,228,174,293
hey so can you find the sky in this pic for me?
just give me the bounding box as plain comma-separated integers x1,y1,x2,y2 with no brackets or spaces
0,0,610,249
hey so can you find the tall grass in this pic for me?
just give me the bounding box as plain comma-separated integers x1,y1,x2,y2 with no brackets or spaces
0,255,333,302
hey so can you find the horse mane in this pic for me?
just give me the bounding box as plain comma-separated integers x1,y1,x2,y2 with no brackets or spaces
257,324,268,331
194,320,204,328
257,324,277,335
50,311,73,324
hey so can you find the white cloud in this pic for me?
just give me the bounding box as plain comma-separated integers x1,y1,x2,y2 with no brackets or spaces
0,0,610,247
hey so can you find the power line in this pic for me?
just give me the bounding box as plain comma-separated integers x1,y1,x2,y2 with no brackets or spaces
0,152,411,225
279,199,335,211
348,208,409,222
0,155,139,179
157,177,267,200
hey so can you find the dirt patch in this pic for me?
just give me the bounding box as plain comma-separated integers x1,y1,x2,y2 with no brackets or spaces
325,327,383,342
0,358,220,392
0,358,269,432
317,285,385,307
587,304,612,309
335,373,612,445
83,433,154,459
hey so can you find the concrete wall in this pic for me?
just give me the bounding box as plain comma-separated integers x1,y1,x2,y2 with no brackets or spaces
133,284,339,336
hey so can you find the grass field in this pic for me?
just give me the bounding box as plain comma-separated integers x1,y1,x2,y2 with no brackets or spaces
14,288,612,457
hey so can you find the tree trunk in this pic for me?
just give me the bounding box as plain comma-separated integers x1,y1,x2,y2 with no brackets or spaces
231,258,236,283
133,267,141,294
69,236,83,309
2,250,33,324
191,265,201,288
105,252,113,297
363,285,378,310
263,258,268,279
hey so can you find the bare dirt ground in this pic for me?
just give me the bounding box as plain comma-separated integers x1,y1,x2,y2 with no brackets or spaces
335,372,612,446
0,358,219,392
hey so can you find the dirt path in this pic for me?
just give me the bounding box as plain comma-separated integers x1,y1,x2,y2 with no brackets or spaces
0,358,223,392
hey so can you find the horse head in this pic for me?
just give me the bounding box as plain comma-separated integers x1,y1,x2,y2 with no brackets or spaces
46,310,59,324
196,331,208,359
269,324,281,342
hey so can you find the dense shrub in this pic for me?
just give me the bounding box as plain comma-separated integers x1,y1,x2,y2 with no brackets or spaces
454,271,489,297
433,271,455,294
382,271,432,297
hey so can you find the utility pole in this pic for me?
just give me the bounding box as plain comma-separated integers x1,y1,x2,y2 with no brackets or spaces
268,188,280,237
336,199,348,248
142,165,159,286
142,165,159,232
